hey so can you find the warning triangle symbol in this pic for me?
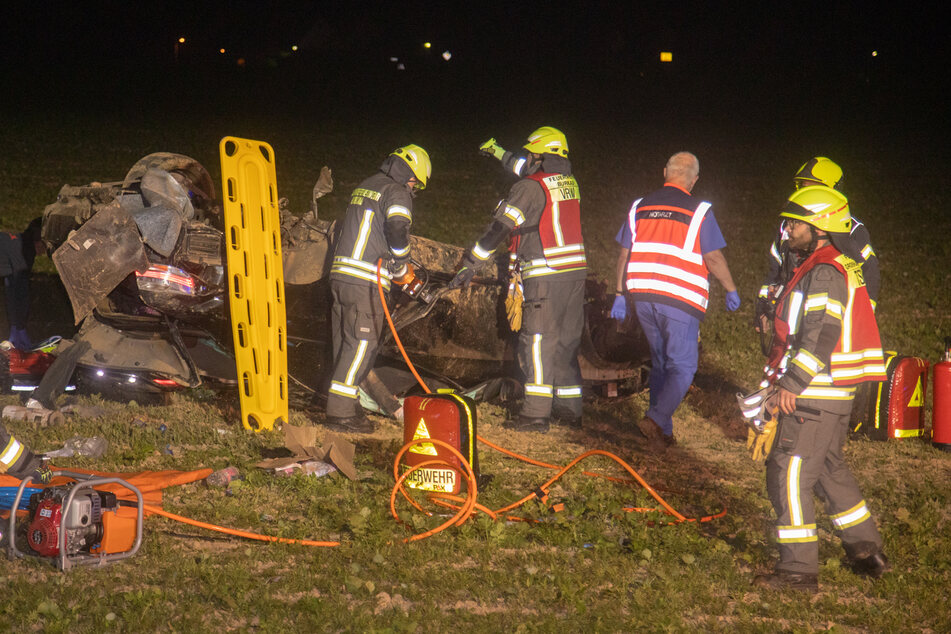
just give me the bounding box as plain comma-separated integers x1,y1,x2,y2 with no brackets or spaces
908,379,923,408
409,418,438,456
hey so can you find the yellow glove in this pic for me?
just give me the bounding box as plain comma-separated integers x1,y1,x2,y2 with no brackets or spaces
479,138,506,161
504,273,523,332
747,417,778,462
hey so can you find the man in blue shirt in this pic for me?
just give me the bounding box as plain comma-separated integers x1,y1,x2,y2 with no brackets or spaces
611,152,740,451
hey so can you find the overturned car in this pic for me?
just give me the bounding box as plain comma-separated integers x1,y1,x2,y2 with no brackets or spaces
37,153,648,409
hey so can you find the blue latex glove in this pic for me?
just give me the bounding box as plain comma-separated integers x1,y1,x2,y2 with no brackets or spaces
725,290,741,312
610,295,627,321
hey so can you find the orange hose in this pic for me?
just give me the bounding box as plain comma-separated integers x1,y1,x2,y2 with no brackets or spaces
143,504,340,547
376,260,725,539
376,259,431,393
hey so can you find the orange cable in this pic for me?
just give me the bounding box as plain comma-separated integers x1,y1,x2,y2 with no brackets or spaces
142,504,340,547
376,261,724,539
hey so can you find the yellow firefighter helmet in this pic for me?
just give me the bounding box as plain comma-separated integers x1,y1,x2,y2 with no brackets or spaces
781,185,852,233
391,145,432,190
794,156,843,189
523,126,569,157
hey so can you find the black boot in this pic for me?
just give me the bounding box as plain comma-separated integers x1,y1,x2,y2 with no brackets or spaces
324,412,374,433
503,415,550,433
752,571,819,593
850,552,890,578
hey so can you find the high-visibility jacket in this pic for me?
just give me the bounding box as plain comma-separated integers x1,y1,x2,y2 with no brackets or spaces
330,172,413,290
764,244,886,401
517,172,586,279
624,185,712,318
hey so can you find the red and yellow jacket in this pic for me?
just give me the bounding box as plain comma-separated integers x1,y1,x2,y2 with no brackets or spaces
764,244,886,401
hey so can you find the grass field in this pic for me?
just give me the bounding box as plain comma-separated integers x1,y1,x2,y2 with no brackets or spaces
1,87,950,632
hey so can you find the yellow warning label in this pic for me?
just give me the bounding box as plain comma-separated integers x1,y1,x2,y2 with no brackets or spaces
908,379,923,408
409,418,438,456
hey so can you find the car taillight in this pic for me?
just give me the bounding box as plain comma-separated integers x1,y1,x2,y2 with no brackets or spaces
136,265,198,295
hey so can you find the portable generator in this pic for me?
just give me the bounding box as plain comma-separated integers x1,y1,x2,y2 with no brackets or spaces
7,471,144,571
401,392,478,495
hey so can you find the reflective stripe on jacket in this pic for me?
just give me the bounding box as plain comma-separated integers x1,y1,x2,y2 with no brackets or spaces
624,187,711,317
766,244,886,400
519,172,585,279
330,173,413,290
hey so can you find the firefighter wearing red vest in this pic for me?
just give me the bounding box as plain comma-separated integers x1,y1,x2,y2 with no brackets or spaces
451,127,586,432
754,157,880,349
752,186,889,593
1,423,52,483
323,145,431,433
611,152,739,451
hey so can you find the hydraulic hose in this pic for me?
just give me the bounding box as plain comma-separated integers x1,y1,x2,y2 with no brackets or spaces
142,504,340,547
375,261,725,540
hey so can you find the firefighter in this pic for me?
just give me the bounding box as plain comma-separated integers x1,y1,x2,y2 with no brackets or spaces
611,152,740,451
1,423,52,483
323,145,431,433
754,157,880,345
753,186,889,593
451,126,586,432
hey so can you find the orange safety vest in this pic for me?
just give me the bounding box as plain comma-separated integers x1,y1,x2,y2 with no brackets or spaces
766,244,886,393
518,172,585,278
624,186,711,317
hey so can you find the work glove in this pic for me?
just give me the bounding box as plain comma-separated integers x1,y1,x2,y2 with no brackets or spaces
725,290,741,312
747,418,778,462
449,265,476,290
504,272,524,332
479,138,506,161
610,295,627,321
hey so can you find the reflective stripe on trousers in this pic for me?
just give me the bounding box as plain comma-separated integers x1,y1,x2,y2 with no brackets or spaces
517,277,585,419
765,405,882,574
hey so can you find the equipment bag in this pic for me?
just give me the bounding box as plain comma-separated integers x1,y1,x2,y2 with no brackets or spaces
853,353,929,440
401,392,478,495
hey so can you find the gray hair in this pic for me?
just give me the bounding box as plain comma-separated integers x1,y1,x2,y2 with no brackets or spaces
665,151,700,181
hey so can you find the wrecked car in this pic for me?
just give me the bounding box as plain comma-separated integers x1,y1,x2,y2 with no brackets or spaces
36,152,648,408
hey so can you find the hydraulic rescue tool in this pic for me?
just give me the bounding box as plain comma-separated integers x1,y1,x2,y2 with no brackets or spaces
6,471,143,571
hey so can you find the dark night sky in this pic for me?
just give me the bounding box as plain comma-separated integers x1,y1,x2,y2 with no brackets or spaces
1,1,946,128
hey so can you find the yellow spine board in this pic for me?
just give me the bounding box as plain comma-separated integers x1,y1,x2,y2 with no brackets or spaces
219,137,288,431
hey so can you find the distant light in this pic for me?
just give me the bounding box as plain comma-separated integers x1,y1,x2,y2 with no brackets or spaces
237,57,246,67
178,37,186,44
390,56,399,62
872,50,878,57
397,62,405,71
423,42,431,49
291,45,298,52
128,376,137,383
442,51,452,61
219,48,226,54
96,369,105,377
660,51,673,63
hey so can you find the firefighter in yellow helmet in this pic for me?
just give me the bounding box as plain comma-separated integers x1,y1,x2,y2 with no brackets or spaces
452,126,585,432
322,145,431,433
754,158,880,350
752,185,889,592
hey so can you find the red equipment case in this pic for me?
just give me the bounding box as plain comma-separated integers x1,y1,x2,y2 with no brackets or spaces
401,392,478,495
855,353,929,441
932,355,951,450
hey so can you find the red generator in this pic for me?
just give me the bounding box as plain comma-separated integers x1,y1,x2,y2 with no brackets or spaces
401,392,478,495
856,354,929,441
